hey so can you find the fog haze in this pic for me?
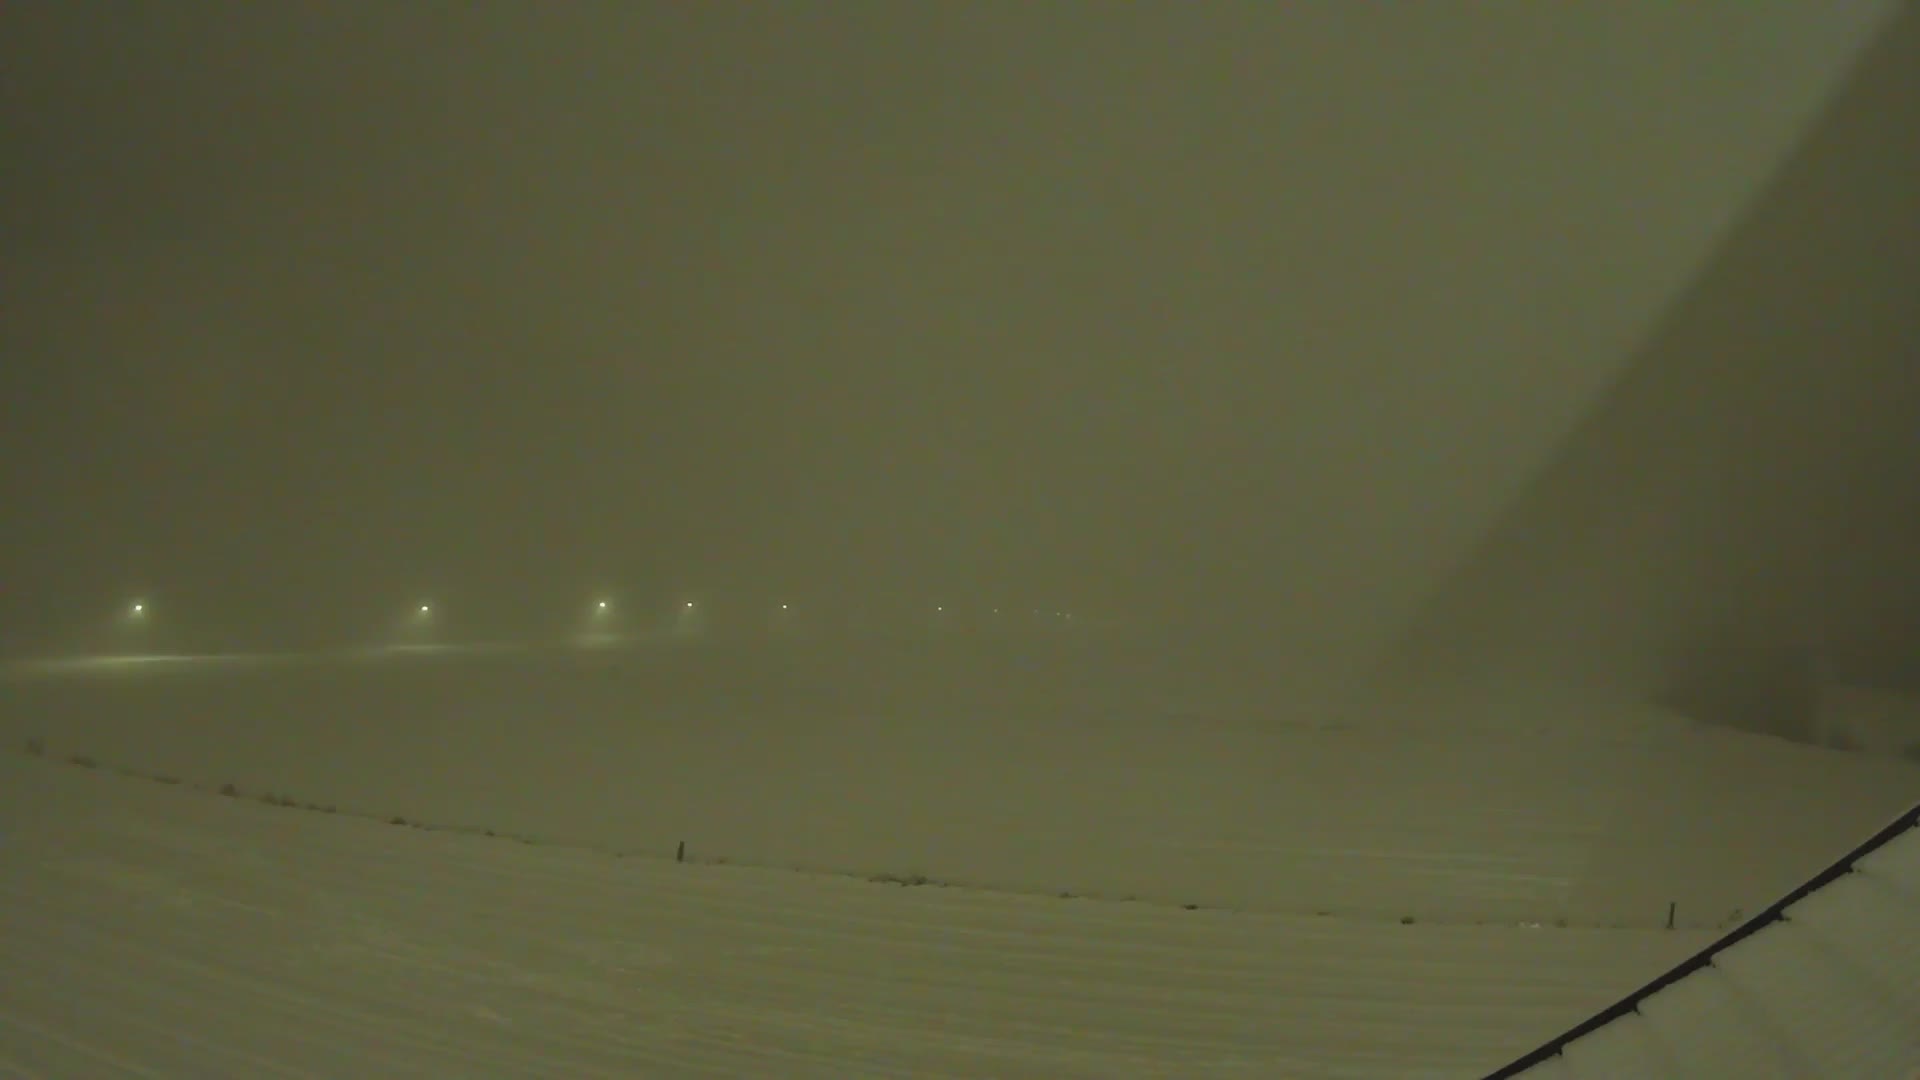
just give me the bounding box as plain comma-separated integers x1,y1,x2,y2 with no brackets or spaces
7,12,1920,1070
4,2,1904,696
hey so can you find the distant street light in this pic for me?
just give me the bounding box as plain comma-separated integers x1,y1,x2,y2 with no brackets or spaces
574,596,621,648
120,599,151,638
671,597,706,638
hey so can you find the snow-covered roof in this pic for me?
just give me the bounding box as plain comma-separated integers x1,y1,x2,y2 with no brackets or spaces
1486,802,1920,1078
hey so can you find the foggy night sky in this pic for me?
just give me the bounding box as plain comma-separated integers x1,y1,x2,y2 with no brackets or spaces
1,2,1899,674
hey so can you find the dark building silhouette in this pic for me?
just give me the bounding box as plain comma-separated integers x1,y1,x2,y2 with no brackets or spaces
1382,4,1920,742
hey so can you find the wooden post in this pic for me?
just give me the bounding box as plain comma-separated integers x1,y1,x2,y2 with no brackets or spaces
676,840,686,864
1666,901,1676,930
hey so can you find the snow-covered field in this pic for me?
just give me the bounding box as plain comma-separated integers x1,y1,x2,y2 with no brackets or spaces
7,637,1916,927
2,747,1716,1078
3,637,1916,1075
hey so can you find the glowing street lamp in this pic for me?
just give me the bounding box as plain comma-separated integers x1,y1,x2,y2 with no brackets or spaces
766,600,799,636
118,599,152,640
575,596,621,647
401,601,436,643
672,597,707,638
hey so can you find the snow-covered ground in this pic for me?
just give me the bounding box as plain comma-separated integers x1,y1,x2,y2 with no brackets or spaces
6,639,1915,928
2,748,1715,1078
3,639,1916,1075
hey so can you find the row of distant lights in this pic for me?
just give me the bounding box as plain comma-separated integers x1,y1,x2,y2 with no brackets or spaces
942,606,1075,619
408,599,711,618
124,600,1071,620
119,599,704,621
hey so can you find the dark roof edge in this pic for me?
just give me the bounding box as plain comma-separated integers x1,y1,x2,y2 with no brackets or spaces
1483,800,1920,1078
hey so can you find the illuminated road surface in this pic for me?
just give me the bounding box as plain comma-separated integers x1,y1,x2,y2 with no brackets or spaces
0,638,642,682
